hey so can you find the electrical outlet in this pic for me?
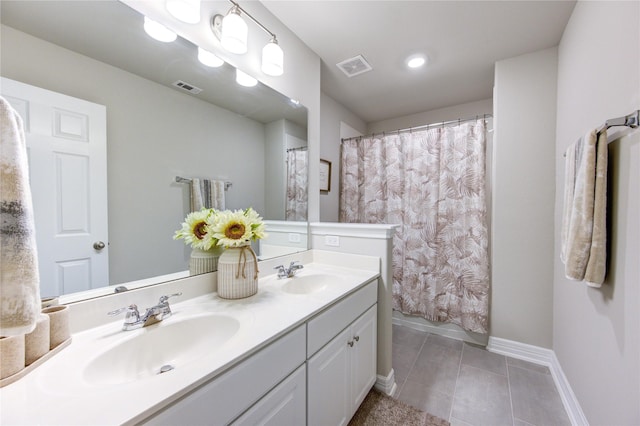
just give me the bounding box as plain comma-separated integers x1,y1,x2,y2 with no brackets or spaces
288,233,301,243
325,235,340,247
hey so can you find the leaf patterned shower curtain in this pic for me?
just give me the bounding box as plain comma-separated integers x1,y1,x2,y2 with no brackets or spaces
339,120,489,334
285,148,308,221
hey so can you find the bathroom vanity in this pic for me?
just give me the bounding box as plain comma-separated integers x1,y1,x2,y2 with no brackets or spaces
0,251,380,425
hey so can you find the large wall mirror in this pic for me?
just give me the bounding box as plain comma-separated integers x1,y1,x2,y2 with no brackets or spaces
0,0,309,301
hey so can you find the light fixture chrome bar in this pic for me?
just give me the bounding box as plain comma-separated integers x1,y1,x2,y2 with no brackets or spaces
226,0,277,40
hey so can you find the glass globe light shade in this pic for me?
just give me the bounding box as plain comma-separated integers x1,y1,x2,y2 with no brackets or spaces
221,10,248,54
261,39,284,76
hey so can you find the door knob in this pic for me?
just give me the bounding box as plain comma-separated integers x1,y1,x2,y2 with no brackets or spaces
93,241,106,250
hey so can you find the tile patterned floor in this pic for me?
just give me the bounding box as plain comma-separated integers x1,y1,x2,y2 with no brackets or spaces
392,324,571,426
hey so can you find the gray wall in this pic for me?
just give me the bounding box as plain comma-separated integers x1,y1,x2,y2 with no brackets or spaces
1,25,265,285
367,98,493,134
492,47,558,349
554,1,639,423
319,92,367,222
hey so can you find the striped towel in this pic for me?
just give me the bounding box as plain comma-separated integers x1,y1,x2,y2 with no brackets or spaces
190,178,226,211
0,96,41,335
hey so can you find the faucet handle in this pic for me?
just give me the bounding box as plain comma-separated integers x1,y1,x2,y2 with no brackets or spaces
159,292,182,304
108,304,139,316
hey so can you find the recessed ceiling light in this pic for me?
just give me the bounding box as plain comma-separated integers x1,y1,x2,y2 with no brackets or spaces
406,54,427,69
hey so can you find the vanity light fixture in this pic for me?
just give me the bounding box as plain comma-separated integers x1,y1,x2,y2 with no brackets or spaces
236,69,258,87
220,5,248,54
143,16,177,42
166,0,201,24
212,0,284,76
198,47,224,67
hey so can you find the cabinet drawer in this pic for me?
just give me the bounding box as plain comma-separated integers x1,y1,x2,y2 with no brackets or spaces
307,279,377,357
143,325,306,426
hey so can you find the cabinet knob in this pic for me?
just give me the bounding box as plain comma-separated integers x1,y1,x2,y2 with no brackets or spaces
347,340,354,347
354,335,360,342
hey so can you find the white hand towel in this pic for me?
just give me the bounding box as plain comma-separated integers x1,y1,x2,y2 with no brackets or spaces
0,96,41,335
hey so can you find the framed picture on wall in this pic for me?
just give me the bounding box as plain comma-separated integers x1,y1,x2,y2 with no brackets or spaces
319,159,331,192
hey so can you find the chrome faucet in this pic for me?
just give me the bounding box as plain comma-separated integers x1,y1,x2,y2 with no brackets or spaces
274,261,304,279
108,292,182,331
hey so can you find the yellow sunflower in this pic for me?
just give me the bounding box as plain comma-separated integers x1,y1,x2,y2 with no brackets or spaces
174,209,217,250
210,209,253,248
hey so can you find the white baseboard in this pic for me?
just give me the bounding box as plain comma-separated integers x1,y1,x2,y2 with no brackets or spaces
487,337,588,426
374,369,398,397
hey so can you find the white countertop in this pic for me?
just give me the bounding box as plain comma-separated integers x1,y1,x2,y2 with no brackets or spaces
0,260,379,425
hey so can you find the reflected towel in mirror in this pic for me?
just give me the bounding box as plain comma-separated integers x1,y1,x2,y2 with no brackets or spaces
190,178,226,211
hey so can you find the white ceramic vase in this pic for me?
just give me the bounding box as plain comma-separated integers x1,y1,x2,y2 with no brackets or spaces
189,246,224,275
217,245,259,299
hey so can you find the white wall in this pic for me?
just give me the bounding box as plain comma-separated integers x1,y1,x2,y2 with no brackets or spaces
367,98,493,134
493,47,558,349
1,26,266,285
319,92,367,222
554,2,640,424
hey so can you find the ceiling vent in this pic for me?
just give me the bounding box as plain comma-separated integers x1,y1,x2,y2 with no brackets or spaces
172,80,203,94
336,55,373,78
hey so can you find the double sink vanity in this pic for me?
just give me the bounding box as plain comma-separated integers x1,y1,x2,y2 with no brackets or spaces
0,250,380,425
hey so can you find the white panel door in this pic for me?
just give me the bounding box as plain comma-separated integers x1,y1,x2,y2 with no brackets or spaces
1,77,108,296
307,327,351,426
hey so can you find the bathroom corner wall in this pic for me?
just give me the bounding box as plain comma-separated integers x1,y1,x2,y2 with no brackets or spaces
554,2,640,424
319,92,367,222
492,47,558,349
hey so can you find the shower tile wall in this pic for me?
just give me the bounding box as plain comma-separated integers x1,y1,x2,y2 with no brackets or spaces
392,324,571,426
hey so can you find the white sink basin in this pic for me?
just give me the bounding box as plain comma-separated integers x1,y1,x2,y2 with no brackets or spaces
279,273,343,294
83,314,240,385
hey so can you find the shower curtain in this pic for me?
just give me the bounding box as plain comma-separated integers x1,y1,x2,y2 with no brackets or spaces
285,148,308,221
340,120,490,334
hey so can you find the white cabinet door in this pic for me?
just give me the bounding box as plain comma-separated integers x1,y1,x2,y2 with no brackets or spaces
307,327,351,426
232,365,306,426
350,305,377,413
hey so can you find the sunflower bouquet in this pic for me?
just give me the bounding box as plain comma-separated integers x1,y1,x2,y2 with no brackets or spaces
174,207,267,250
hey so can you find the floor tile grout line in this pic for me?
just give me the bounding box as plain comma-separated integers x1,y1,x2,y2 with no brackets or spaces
448,339,465,423
506,360,516,426
396,331,429,398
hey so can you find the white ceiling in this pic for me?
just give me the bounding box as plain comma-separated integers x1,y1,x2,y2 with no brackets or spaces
263,0,576,123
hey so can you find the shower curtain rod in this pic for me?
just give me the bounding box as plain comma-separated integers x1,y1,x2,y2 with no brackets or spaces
286,146,308,152
341,113,493,143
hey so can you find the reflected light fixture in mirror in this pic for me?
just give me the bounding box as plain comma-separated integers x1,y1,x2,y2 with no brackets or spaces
221,5,248,54
143,16,177,42
236,69,258,87
166,0,201,24
198,47,224,67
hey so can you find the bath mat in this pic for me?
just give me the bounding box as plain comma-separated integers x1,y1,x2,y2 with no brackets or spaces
349,389,450,426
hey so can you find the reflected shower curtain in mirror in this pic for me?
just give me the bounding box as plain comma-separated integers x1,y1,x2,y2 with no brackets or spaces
339,120,489,333
286,148,308,221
